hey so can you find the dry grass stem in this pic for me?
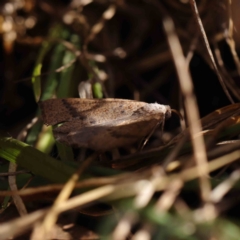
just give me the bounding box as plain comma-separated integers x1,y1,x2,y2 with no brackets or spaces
33,154,95,238
1,1,240,238
163,16,211,202
0,208,47,239
8,163,28,216
210,169,240,203
189,0,234,103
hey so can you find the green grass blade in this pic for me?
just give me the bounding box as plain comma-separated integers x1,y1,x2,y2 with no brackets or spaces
0,137,75,183
93,82,103,98
56,34,80,98
56,141,74,162
32,41,51,102
32,24,63,102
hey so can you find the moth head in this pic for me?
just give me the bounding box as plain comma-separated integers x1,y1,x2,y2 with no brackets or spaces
165,105,172,119
141,103,171,118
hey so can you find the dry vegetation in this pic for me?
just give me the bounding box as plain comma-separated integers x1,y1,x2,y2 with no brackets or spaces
1,0,240,239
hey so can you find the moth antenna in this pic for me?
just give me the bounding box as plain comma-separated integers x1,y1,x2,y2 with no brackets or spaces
171,109,183,121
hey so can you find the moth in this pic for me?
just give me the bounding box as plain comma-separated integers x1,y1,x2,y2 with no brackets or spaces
39,98,171,151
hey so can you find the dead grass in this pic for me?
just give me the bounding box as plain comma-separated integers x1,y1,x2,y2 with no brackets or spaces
1,0,240,239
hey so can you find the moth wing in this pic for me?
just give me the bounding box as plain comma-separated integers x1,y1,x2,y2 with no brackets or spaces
53,117,161,151
39,98,147,126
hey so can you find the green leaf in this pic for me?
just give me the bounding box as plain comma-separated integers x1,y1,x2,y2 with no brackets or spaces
0,137,75,183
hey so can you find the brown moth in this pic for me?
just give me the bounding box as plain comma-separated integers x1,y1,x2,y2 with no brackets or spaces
39,98,171,151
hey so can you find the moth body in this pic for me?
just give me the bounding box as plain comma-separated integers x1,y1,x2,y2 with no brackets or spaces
39,98,171,151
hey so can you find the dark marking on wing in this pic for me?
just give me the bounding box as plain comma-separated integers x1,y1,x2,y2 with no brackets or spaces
89,119,96,124
61,99,87,121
